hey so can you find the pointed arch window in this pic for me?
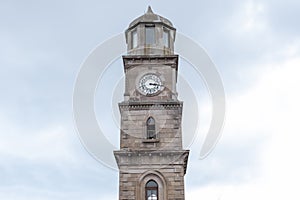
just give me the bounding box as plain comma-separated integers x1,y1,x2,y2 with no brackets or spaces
146,180,158,200
146,117,156,139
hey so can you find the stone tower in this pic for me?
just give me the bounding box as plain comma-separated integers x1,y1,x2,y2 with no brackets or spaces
114,6,189,200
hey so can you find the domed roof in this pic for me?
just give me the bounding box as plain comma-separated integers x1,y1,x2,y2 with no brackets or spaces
128,6,173,29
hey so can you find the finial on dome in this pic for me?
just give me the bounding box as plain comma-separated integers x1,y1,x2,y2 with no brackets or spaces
146,6,154,14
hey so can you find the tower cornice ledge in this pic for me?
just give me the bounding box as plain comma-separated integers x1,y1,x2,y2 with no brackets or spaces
114,150,189,174
118,101,183,111
122,55,178,71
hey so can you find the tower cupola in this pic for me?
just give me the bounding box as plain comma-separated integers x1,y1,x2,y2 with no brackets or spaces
125,6,176,55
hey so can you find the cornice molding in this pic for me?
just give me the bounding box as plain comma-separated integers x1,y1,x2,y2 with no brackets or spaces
119,101,183,111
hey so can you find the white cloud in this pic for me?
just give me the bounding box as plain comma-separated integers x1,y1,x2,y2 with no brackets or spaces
0,184,117,200
0,119,77,164
187,53,300,199
0,115,119,199
243,1,266,31
226,0,268,34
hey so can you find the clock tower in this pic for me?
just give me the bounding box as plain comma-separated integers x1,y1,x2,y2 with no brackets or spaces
114,6,189,200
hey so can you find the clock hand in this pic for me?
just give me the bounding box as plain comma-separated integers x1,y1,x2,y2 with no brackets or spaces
149,83,163,86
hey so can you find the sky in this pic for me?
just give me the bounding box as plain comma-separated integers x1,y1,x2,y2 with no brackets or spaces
1,0,300,199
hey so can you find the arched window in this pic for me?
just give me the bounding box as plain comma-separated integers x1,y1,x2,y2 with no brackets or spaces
147,117,156,139
146,180,158,200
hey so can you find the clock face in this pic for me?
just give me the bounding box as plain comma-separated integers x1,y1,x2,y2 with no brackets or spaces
138,74,163,95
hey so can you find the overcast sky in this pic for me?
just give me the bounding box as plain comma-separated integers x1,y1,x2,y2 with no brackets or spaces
1,0,300,199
